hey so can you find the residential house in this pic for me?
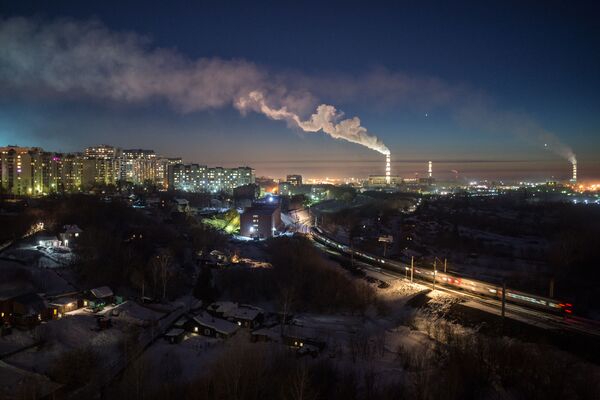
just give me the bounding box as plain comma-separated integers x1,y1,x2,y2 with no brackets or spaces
59,225,83,247
12,293,48,327
83,286,114,310
189,312,239,339
164,328,186,344
48,297,79,316
35,234,60,248
208,301,263,328
226,306,263,328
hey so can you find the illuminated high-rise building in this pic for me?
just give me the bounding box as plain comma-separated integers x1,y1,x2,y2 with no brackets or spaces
122,149,157,185
156,157,182,189
82,145,122,187
167,164,254,193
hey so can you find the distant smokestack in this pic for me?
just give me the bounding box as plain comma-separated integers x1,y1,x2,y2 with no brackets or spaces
571,160,577,183
428,161,432,178
386,154,391,184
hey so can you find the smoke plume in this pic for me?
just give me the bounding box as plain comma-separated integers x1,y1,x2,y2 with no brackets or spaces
457,102,577,165
0,17,575,164
0,17,389,155
235,91,390,155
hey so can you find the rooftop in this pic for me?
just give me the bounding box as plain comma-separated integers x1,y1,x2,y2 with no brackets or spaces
192,313,239,335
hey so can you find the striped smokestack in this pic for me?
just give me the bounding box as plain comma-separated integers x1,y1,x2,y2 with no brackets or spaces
385,154,391,184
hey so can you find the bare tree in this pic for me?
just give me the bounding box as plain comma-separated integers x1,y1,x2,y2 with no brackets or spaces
286,364,314,400
151,249,173,301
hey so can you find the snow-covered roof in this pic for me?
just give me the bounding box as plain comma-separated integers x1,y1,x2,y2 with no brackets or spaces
226,307,261,321
49,297,77,307
0,360,62,400
165,328,185,337
90,286,113,299
36,234,59,242
62,225,83,234
209,301,237,314
173,316,189,328
13,293,46,314
193,313,239,335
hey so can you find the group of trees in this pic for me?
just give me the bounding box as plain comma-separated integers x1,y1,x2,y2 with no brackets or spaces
216,236,382,315
46,195,223,301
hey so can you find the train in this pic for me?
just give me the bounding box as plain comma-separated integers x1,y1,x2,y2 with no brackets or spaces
310,226,573,316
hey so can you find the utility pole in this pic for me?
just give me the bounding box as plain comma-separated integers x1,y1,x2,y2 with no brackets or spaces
410,256,414,283
444,258,447,273
432,260,436,291
549,278,555,298
501,282,506,319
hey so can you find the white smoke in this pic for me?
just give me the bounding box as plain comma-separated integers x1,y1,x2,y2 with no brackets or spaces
235,91,390,155
1,17,575,164
0,17,389,155
458,102,577,166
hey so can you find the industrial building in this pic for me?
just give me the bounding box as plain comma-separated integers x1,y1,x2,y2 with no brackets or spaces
367,175,400,187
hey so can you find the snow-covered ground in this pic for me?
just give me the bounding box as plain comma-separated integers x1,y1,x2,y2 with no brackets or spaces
2,300,170,377
136,332,224,386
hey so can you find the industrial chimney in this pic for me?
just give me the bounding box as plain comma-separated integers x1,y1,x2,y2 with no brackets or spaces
385,154,391,184
428,161,432,178
571,160,577,183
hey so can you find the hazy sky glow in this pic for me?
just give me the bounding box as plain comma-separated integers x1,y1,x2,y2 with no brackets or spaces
1,1,599,181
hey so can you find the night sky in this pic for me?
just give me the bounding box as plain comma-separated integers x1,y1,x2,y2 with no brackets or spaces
1,1,599,181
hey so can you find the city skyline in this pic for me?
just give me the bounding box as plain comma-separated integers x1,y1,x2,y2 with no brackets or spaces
1,1,599,180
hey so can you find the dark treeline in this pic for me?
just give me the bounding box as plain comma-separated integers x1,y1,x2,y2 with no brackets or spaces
217,236,382,315
417,195,600,314
105,318,600,400
2,195,227,299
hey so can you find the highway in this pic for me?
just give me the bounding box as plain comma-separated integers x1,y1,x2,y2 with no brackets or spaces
282,212,600,338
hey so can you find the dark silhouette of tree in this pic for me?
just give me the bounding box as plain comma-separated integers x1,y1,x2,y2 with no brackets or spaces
193,265,218,305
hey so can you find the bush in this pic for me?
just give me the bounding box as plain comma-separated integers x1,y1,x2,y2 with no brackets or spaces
48,347,99,389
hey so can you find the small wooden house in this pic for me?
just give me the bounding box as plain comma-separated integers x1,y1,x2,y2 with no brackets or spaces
226,306,263,328
84,286,114,310
12,293,48,327
190,313,239,339
49,297,79,317
208,302,264,328
164,328,186,344
59,225,83,247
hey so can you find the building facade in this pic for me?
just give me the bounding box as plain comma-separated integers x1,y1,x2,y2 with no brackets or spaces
156,157,182,189
240,203,282,239
122,149,157,185
82,145,122,187
286,174,303,186
1,146,84,195
168,164,255,193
